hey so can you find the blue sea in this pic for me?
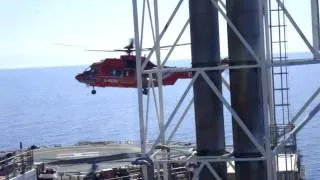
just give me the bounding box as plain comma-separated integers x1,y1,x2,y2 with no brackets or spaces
0,58,319,179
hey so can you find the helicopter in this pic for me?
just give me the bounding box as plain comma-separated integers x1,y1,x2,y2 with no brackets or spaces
74,39,193,95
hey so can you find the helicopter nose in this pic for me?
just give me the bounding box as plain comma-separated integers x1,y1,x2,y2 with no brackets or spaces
75,74,83,81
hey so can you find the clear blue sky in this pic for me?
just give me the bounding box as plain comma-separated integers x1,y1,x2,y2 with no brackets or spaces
0,0,314,69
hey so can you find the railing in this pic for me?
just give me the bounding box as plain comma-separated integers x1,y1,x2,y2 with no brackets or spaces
55,165,192,180
0,150,34,179
270,123,297,153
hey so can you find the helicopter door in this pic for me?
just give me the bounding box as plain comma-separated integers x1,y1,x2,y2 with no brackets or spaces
124,69,135,77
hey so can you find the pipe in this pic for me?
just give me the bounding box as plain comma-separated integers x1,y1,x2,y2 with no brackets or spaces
226,0,267,179
189,0,226,179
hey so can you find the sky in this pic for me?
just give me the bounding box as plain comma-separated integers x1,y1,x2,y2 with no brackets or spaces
0,0,316,69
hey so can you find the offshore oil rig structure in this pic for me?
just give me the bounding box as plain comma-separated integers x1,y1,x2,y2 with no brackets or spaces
1,0,320,180
131,0,320,179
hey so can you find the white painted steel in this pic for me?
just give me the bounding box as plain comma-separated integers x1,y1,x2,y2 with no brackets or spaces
311,0,320,51
272,58,320,66
152,1,168,179
221,76,230,90
168,99,194,142
139,0,146,50
200,70,267,156
274,102,320,154
130,0,319,179
144,74,152,143
275,0,320,58
259,0,275,178
144,64,260,74
142,0,185,70
291,87,320,124
132,1,148,179
262,53,275,180
205,162,223,180
154,156,266,164
162,19,190,67
150,78,161,131
153,154,297,170
146,0,156,44
147,72,200,156
132,0,145,156
211,0,262,64
227,161,235,173
191,163,204,180
264,0,278,178
153,0,164,143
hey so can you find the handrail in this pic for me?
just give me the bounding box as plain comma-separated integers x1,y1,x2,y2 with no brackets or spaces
0,150,34,178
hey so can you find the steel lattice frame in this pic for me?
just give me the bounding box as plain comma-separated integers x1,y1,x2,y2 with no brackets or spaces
131,0,320,179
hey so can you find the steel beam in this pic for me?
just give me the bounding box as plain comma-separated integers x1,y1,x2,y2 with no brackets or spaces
275,0,320,58
311,0,320,51
132,0,145,157
168,99,194,142
274,102,320,154
154,156,266,164
144,74,152,142
273,58,320,66
210,0,261,65
147,72,200,156
162,19,190,66
143,58,320,74
153,0,168,173
132,1,148,179
261,0,275,179
291,87,320,124
142,0,185,70
139,0,146,50
200,71,266,156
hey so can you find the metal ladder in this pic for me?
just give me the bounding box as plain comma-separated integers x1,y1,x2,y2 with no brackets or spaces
268,0,294,145
268,0,298,178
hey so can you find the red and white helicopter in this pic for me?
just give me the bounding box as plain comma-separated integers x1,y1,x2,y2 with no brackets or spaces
73,39,193,95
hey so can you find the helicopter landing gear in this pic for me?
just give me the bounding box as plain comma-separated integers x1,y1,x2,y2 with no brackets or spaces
142,88,149,95
91,87,96,95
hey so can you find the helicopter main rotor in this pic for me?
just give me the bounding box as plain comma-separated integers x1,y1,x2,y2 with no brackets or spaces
54,38,190,56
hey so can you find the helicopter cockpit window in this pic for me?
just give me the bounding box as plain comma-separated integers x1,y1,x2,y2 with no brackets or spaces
110,69,122,76
84,66,97,75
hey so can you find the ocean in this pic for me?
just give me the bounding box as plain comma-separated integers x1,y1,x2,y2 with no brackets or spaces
0,59,319,179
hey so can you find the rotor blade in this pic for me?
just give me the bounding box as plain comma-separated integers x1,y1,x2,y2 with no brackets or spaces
142,42,191,51
86,42,191,52
52,43,87,49
85,49,122,52
54,42,191,53
53,43,120,52
114,49,130,52
159,42,191,49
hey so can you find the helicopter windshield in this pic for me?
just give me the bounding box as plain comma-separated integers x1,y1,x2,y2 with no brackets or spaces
84,65,97,75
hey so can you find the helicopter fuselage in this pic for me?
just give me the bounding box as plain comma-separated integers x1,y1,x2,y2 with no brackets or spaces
75,55,192,92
